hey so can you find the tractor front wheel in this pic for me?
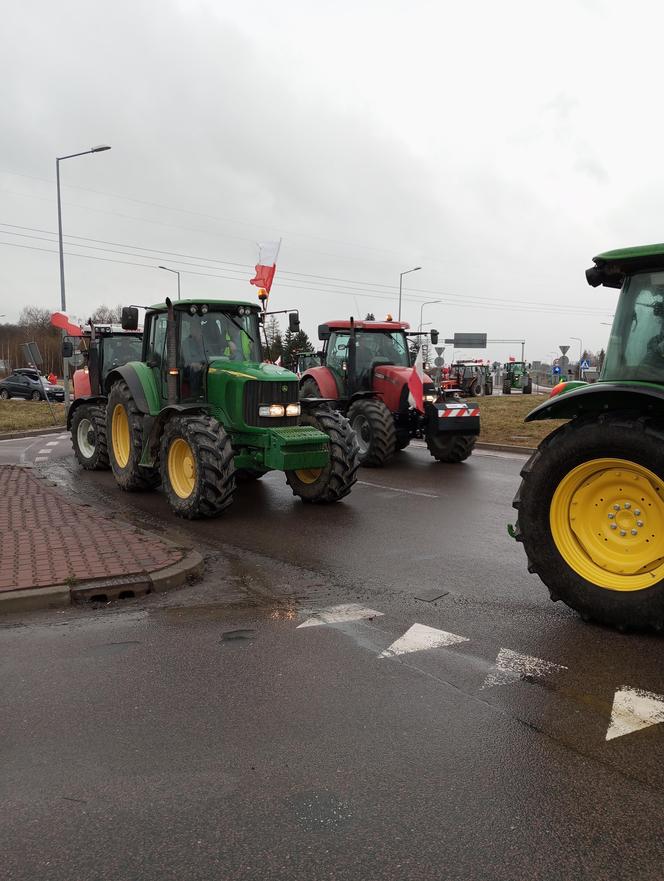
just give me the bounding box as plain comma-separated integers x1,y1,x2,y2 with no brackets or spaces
514,415,664,630
161,415,235,518
107,381,160,491
502,381,511,395
286,405,359,503
426,433,476,463
300,378,322,398
71,403,109,470
347,398,397,466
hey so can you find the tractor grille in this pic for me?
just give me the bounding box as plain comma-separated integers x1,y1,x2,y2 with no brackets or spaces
243,380,300,427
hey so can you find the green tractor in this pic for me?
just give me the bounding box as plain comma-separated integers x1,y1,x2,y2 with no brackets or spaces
502,361,532,394
105,299,359,518
513,244,664,629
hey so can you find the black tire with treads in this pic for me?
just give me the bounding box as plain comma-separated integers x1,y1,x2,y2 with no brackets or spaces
426,433,476,463
71,403,109,470
286,404,359,503
161,415,235,518
107,380,160,491
299,378,322,398
513,414,664,630
347,398,396,466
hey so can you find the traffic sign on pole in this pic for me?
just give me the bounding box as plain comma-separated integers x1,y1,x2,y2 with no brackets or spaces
580,359,591,370
559,345,570,356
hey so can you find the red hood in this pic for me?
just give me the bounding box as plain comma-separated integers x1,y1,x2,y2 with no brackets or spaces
373,364,433,385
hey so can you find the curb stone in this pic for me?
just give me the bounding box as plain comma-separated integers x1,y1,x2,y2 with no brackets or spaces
0,426,66,441
476,441,536,455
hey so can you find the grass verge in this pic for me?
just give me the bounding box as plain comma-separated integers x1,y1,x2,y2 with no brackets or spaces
477,394,566,448
0,400,66,433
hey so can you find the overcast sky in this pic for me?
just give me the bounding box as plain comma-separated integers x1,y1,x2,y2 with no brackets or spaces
1,0,660,362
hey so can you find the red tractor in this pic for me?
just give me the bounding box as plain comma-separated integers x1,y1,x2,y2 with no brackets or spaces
300,318,480,466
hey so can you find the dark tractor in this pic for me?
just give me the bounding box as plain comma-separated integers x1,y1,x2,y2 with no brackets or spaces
299,318,480,466
65,324,143,470
105,299,359,519
513,243,664,629
502,361,532,394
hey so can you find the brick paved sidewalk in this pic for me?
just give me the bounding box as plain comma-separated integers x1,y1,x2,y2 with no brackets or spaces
0,465,184,593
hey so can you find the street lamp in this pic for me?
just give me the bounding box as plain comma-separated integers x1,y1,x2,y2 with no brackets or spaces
418,298,441,333
158,266,181,300
571,335,583,378
56,144,111,409
398,266,421,321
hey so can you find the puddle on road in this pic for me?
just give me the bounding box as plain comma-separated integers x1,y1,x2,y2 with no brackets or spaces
153,602,300,626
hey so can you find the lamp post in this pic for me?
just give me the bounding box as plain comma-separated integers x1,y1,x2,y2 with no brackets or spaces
571,336,583,378
418,298,441,334
56,144,111,409
398,266,421,321
158,266,181,300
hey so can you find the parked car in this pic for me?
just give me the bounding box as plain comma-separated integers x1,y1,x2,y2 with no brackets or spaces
0,370,65,401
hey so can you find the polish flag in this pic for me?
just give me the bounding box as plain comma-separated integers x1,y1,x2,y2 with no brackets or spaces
51,311,83,336
275,355,282,366
250,240,281,293
408,345,425,412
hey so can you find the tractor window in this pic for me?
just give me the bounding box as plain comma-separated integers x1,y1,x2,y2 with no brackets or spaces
104,335,142,371
603,272,664,382
179,311,261,364
147,315,168,366
326,332,350,371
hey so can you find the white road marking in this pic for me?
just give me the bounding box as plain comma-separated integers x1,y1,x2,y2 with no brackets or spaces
297,603,384,629
45,441,59,446
379,623,469,658
606,686,664,741
482,648,567,689
357,480,439,499
34,456,49,462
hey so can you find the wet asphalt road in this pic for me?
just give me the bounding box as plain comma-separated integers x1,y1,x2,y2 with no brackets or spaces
2,436,664,880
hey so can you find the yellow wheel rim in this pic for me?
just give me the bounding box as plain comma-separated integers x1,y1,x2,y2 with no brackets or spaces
168,438,197,499
550,458,664,592
111,404,130,469
293,468,322,485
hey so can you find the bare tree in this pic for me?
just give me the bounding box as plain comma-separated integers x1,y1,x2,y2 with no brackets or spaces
18,306,52,328
91,304,122,323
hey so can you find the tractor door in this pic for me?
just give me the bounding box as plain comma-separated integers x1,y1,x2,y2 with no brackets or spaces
146,313,169,403
325,331,350,396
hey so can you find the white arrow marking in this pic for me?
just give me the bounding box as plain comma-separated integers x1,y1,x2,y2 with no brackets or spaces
297,603,384,629
483,648,567,689
379,623,469,659
606,687,664,741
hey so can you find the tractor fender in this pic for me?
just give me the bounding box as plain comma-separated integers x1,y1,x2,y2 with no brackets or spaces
525,382,664,422
142,403,212,466
300,366,339,399
66,395,107,430
106,365,155,414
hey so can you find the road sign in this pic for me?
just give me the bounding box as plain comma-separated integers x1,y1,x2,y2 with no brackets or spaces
434,356,444,367
580,359,590,369
553,366,561,375
559,345,570,355
444,333,487,349
435,346,444,356
21,342,43,367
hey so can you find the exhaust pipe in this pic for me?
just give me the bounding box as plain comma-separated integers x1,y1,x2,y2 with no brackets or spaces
347,316,356,396
166,297,178,404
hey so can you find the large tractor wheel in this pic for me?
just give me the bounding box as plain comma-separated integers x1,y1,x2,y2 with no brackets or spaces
300,378,322,398
523,379,533,394
71,403,109,471
426,433,476,463
347,398,396,466
161,415,235,519
470,379,483,396
286,405,359,503
107,381,160,491
513,415,664,630
502,381,511,395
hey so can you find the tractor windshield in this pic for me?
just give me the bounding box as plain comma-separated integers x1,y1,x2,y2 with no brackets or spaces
103,335,143,371
356,331,410,367
180,310,262,364
602,271,664,382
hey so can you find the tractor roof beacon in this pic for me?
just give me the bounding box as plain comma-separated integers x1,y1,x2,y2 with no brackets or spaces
299,317,480,466
66,323,143,471
513,244,664,630
104,298,359,519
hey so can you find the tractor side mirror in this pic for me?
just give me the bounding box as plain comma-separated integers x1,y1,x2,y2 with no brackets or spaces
318,324,331,341
121,306,139,331
288,312,300,333
430,329,439,345
62,340,74,359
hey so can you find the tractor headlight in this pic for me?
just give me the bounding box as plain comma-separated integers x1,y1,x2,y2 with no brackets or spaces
424,394,437,403
200,304,208,314
189,304,197,314
285,403,301,416
259,404,286,417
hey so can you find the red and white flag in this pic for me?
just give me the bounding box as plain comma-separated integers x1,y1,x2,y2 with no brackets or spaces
408,345,425,412
250,240,281,294
51,311,83,337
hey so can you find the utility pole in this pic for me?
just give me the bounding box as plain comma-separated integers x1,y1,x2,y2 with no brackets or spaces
398,266,421,321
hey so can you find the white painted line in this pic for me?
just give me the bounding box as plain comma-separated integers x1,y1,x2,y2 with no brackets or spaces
58,434,69,439
34,456,49,462
483,648,567,689
358,480,439,499
45,441,59,446
606,686,664,741
297,603,384,629
37,449,51,456
379,623,469,659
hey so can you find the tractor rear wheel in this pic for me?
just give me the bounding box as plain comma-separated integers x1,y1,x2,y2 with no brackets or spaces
513,415,664,630
71,403,109,470
107,381,160,491
470,379,483,396
300,378,322,398
161,415,235,519
347,398,396,466
286,404,359,503
502,381,511,395
523,380,533,394
426,433,476,463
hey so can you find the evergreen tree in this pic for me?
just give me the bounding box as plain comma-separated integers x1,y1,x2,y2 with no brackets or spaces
283,329,314,370
264,315,284,362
